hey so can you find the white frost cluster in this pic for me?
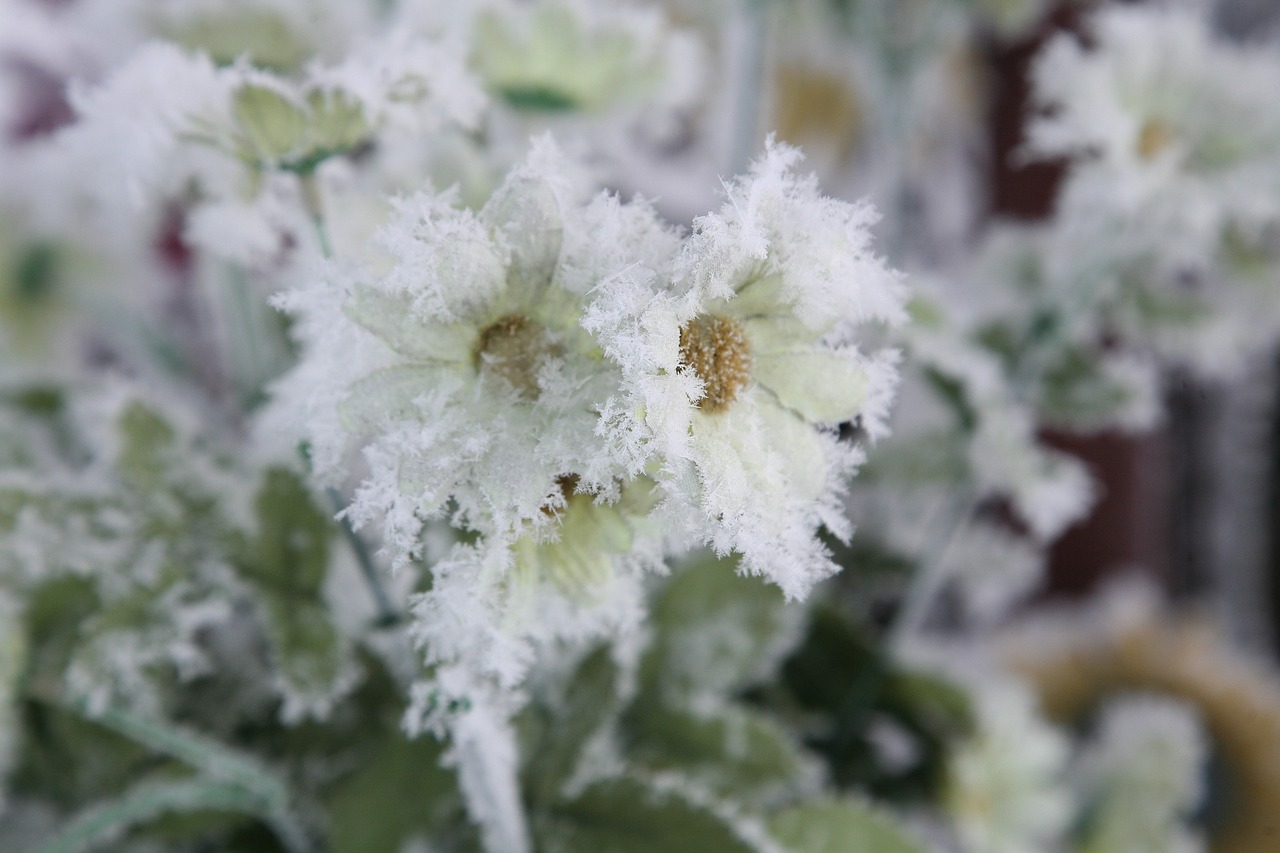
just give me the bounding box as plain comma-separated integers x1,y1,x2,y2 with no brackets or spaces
1028,4,1280,378
275,139,906,826
943,677,1073,853
1071,695,1207,853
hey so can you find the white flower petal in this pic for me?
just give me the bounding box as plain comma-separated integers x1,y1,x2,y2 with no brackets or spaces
754,350,868,424
757,400,827,501
743,315,820,355
338,365,454,434
346,288,476,362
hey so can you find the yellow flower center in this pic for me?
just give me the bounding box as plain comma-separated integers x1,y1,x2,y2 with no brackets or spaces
1136,118,1174,161
677,314,752,413
475,314,560,400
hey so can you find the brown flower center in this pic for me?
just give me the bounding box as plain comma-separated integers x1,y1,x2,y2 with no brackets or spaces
475,314,560,400
1136,118,1174,161
677,314,751,413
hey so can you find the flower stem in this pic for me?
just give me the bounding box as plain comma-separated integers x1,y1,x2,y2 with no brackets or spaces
31,691,317,853
728,0,769,175
890,485,974,650
299,171,400,628
327,487,402,628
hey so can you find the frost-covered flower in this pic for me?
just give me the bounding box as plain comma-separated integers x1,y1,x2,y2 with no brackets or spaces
1073,695,1207,853
142,0,377,72
961,225,1163,435
943,677,1072,853
586,139,906,600
902,286,1095,541
1003,581,1280,853
278,137,679,565
44,34,482,265
1027,5,1280,377
469,0,681,115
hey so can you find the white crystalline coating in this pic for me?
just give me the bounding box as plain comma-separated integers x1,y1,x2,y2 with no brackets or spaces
308,29,486,137
1073,695,1208,853
584,138,906,601
1026,5,1280,378
465,0,688,114
278,136,681,568
901,283,1096,543
38,28,483,268
402,534,652,853
0,380,360,724
943,676,1073,853
50,43,237,211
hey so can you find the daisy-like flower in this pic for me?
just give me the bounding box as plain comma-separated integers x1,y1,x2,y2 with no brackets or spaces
1073,695,1207,853
1027,5,1280,377
942,677,1073,853
468,0,676,114
1002,582,1280,853
278,137,679,566
586,139,906,600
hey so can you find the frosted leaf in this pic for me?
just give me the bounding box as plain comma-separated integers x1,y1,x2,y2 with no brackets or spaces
768,798,925,853
0,381,358,723
642,554,804,703
533,775,777,853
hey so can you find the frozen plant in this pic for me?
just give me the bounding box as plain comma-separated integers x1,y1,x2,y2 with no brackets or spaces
1071,695,1207,853
1027,3,1280,377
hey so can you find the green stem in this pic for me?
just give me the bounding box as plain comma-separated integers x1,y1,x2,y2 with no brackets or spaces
729,0,769,175
33,694,316,853
67,699,291,810
889,486,974,650
300,172,333,259
327,487,402,628
33,779,264,853
298,173,400,628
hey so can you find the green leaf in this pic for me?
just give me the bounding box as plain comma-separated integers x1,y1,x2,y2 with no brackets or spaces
527,646,621,797
68,702,293,813
644,554,799,700
767,607,971,801
621,702,817,808
883,671,973,739
232,468,351,714
499,86,579,112
325,731,476,853
1,599,28,792
535,778,762,853
236,468,332,596
115,402,176,492
768,799,923,853
12,243,60,305
258,596,349,711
